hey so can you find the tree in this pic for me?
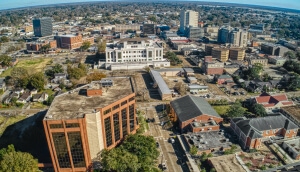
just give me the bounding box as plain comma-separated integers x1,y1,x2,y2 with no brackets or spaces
284,51,296,59
97,39,106,53
0,55,12,66
101,148,139,172
288,74,300,91
148,15,157,22
40,44,51,54
0,144,38,172
165,51,182,66
67,65,86,79
252,104,267,117
86,72,106,83
29,72,45,90
190,145,198,156
226,102,246,118
174,82,186,95
80,41,91,51
11,67,28,80
0,36,9,43
45,64,64,78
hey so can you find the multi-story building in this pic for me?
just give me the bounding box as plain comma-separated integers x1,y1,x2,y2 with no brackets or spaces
261,43,289,56
212,48,229,62
248,23,265,34
143,24,155,35
24,25,33,33
55,34,94,49
180,10,199,33
231,114,298,149
26,40,57,52
43,78,139,172
105,37,163,63
217,27,230,44
185,26,204,40
33,17,53,37
205,44,219,56
229,48,245,61
202,61,224,75
114,24,141,32
229,29,248,47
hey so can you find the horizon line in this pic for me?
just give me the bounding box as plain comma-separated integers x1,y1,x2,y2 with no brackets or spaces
1,0,300,12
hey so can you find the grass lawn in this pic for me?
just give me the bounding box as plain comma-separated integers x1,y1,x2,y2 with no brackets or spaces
212,105,231,116
43,89,55,96
0,58,52,77
30,102,47,109
0,115,26,136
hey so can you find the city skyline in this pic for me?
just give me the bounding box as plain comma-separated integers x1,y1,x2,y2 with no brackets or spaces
0,0,299,11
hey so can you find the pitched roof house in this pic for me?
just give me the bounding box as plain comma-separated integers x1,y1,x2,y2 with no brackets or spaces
254,93,294,113
32,92,48,102
170,95,223,133
231,114,298,149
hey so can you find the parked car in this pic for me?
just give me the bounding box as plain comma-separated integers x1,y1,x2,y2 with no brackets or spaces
169,137,175,143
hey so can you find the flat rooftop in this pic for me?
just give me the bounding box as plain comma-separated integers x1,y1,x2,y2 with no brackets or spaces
184,131,232,152
281,105,300,122
44,77,134,120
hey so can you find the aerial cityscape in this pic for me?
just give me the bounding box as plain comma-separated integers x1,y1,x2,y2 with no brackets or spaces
1,1,300,172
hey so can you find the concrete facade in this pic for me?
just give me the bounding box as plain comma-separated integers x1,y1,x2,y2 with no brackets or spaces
180,10,199,33
212,48,229,62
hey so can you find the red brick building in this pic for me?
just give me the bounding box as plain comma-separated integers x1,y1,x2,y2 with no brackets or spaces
43,78,138,172
216,74,233,85
170,95,223,133
26,40,57,52
230,115,298,150
55,34,94,49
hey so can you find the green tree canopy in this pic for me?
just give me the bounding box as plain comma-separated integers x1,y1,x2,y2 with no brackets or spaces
80,41,91,51
45,64,64,78
97,39,106,53
284,51,296,59
0,144,38,172
101,148,139,172
148,15,157,22
165,51,182,66
67,65,86,79
243,63,263,80
226,102,246,118
252,103,267,117
29,72,45,90
86,72,106,83
190,145,198,156
0,55,12,66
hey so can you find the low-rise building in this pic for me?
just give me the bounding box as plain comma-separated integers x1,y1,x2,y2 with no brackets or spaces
282,138,300,160
247,56,268,66
253,93,294,113
268,56,286,66
183,131,232,154
26,40,57,52
32,92,48,102
216,74,233,85
150,69,172,101
170,95,223,133
188,84,208,93
205,44,219,56
231,114,298,149
261,43,289,56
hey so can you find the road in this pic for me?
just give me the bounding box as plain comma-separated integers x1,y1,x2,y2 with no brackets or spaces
138,102,189,172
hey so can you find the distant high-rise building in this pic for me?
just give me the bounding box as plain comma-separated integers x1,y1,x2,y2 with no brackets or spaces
229,29,248,47
180,10,199,33
143,24,155,34
217,27,230,44
33,17,53,37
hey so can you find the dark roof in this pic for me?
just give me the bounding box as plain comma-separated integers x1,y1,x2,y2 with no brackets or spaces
233,114,298,139
170,95,221,122
218,75,232,79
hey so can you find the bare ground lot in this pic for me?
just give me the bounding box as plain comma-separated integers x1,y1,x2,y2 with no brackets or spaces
209,154,246,172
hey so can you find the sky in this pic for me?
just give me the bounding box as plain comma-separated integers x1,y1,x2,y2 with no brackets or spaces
0,0,299,11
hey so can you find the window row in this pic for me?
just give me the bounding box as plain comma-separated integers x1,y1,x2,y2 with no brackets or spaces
50,123,80,129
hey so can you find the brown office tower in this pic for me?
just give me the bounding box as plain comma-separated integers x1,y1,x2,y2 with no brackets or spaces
229,48,245,61
212,48,229,62
43,77,138,172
